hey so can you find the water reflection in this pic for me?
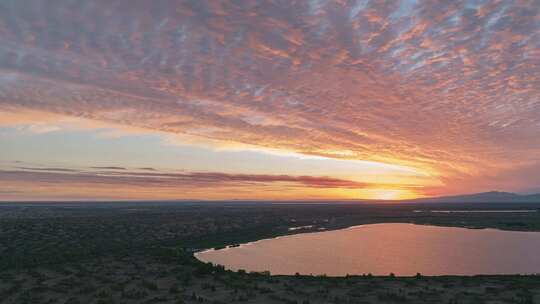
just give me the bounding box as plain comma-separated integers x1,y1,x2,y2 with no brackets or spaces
196,223,540,276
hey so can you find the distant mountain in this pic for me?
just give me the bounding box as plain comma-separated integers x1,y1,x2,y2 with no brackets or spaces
409,191,540,203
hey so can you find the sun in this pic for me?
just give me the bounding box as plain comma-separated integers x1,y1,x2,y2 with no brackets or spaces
358,189,419,200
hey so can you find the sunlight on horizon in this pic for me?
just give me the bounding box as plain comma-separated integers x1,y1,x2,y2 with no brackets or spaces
357,189,421,200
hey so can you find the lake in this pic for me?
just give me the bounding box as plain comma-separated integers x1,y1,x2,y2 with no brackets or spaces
195,223,540,276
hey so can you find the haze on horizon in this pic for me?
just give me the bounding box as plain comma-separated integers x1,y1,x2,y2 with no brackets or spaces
1,0,539,201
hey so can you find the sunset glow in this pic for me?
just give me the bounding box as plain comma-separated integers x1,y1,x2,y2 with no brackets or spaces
359,189,420,201
1,1,539,201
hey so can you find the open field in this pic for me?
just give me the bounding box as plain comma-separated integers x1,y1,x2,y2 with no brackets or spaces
1,201,540,303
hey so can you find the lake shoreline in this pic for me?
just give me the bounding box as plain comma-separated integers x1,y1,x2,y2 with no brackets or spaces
194,219,540,256
196,222,540,277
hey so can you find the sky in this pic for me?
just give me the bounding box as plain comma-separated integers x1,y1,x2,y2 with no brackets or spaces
0,0,539,201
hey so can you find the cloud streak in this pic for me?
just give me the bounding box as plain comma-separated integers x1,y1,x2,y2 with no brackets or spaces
0,166,420,200
0,167,371,189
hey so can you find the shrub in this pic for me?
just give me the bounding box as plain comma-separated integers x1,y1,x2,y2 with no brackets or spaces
122,288,148,299
169,284,180,294
141,280,158,291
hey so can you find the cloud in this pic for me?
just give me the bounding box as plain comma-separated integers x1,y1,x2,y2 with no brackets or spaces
15,167,79,173
90,166,127,170
17,124,61,134
138,167,157,171
0,167,372,189
0,166,415,200
0,1,539,194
